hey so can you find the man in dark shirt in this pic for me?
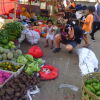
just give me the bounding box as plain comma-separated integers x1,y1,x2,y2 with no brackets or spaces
90,2,100,41
53,24,83,53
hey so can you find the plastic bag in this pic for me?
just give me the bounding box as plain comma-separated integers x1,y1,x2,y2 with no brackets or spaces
28,46,43,58
26,30,40,45
18,32,25,43
27,85,40,100
59,84,79,92
18,29,40,45
76,48,99,75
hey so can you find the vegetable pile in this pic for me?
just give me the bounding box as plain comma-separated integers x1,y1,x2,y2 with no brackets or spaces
0,21,23,46
0,72,40,100
0,46,22,61
0,62,22,72
0,41,16,49
16,54,44,75
37,16,49,21
0,71,12,85
85,78,100,98
0,45,44,76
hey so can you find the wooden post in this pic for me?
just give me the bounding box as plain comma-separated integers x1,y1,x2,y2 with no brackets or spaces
14,1,17,20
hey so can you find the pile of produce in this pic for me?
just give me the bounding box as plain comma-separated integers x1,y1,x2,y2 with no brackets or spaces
0,21,23,46
0,41,16,49
0,45,44,75
16,54,44,75
0,71,12,85
0,72,40,100
0,46,22,61
37,16,49,21
85,78,100,97
0,62,22,72
37,16,57,24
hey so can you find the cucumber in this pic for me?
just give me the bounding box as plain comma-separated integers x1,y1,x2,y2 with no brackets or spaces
94,85,100,91
92,79,99,83
96,91,100,96
85,79,93,84
86,85,95,93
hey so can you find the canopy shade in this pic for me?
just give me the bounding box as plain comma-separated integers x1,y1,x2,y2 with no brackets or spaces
0,0,17,15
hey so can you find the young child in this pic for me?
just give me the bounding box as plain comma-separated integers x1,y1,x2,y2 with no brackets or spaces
82,6,94,47
44,20,55,49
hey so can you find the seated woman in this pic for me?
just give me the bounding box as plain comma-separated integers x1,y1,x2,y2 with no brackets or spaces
20,7,31,21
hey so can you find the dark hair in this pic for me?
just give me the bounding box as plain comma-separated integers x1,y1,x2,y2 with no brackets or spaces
47,20,53,25
65,24,73,33
87,6,95,13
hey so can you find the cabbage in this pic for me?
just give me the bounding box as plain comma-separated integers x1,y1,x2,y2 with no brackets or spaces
37,58,44,65
24,54,34,62
17,55,27,64
25,67,33,76
0,47,4,54
15,49,22,55
28,62,40,72
7,52,13,59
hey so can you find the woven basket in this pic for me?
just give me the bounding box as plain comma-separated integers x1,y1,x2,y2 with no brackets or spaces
82,72,100,100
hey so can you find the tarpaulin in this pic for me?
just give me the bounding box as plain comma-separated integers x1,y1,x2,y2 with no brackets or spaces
0,0,17,15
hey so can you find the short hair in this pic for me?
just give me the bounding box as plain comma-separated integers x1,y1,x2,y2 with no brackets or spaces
47,20,53,25
87,6,95,13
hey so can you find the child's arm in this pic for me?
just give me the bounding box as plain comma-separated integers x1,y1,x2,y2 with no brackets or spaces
80,20,89,24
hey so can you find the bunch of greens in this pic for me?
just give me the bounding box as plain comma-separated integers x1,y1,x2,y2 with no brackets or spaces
0,21,23,44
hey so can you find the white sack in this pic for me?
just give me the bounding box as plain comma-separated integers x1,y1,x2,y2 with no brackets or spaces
18,28,40,45
76,48,99,75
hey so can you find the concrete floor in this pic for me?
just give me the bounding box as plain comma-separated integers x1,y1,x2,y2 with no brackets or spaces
20,31,100,100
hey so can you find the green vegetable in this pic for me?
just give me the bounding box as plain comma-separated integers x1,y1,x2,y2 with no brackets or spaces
1,39,8,44
37,58,44,65
24,54,34,62
0,47,4,54
0,55,2,60
17,55,27,64
94,85,100,91
96,91,100,96
2,54,7,60
86,85,95,93
15,49,22,56
33,63,40,72
9,41,14,45
7,52,13,60
0,22,23,46
92,79,99,83
4,49,10,53
85,79,93,84
25,67,33,76
3,45,9,49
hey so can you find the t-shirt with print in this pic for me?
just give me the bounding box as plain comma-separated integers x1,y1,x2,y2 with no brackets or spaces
46,26,55,36
82,14,93,32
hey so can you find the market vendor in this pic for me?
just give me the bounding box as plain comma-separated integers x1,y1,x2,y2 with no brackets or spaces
53,24,83,53
20,7,31,21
